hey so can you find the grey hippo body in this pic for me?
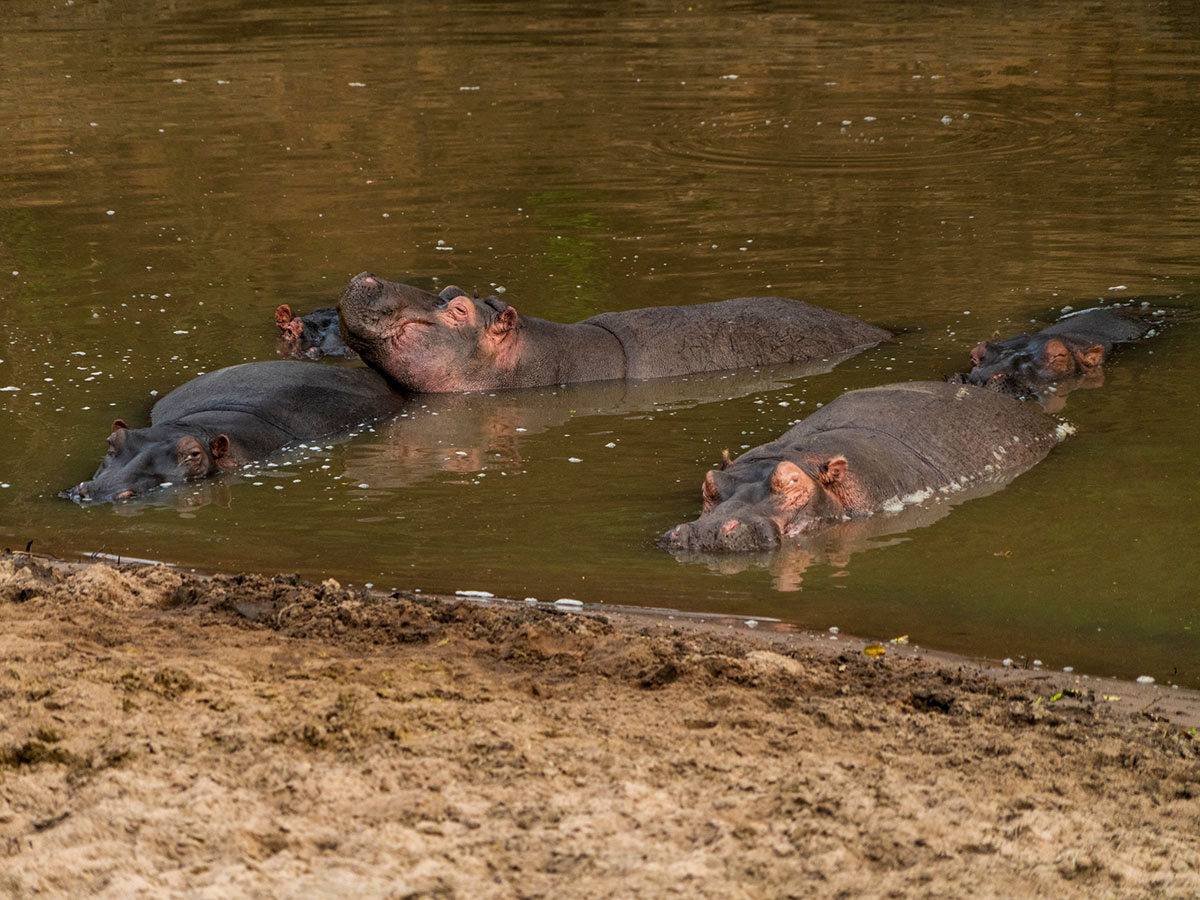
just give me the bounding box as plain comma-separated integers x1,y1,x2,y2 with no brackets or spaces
66,361,405,502
660,381,1067,553
337,273,892,392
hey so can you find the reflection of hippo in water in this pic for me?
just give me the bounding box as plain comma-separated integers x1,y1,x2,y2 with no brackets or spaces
965,306,1159,395
336,354,866,491
64,362,405,503
659,381,1067,553
667,481,1015,590
337,273,891,392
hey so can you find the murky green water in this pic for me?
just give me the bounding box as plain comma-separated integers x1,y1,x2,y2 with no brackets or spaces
2,0,1197,684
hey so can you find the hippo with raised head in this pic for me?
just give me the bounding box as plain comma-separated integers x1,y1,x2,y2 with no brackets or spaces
337,273,891,392
966,306,1158,394
659,381,1067,553
64,361,405,503
275,285,471,360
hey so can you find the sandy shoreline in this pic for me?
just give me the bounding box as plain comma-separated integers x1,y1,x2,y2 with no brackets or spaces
2,551,1198,898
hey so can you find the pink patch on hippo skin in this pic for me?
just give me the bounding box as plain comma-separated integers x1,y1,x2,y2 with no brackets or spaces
721,519,740,534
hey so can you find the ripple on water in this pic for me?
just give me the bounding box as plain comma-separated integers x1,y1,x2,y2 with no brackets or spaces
641,89,1142,178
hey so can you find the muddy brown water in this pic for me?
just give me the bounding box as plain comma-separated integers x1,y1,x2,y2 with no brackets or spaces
1,1,1197,686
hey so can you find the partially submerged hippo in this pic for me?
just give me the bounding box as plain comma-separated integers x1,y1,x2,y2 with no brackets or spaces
338,273,891,392
64,361,405,503
659,381,1067,553
275,285,471,360
275,305,357,359
965,306,1157,394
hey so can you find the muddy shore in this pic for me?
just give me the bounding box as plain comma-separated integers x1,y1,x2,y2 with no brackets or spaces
1,552,1197,899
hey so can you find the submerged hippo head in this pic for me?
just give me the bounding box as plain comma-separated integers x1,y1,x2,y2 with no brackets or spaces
64,419,231,503
659,453,851,553
338,273,517,392
966,331,1104,394
275,304,357,360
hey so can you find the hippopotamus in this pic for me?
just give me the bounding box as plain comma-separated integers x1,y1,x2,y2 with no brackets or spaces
337,273,891,392
64,361,406,503
275,285,472,360
965,306,1157,394
275,305,357,359
659,381,1067,553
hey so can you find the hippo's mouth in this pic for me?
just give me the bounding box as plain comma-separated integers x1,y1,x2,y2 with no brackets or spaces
782,516,819,538
60,484,138,504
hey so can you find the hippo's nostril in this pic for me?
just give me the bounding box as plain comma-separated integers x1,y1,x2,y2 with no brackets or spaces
720,519,740,534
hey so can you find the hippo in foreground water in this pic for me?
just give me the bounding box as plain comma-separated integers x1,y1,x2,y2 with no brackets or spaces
659,381,1068,553
64,361,406,503
337,273,892,392
965,306,1160,395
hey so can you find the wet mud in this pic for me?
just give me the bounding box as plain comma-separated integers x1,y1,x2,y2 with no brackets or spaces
1,553,1197,899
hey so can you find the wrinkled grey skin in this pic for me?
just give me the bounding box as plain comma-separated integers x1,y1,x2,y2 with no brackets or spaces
275,305,357,359
64,361,405,503
659,381,1064,553
965,307,1155,394
338,272,891,392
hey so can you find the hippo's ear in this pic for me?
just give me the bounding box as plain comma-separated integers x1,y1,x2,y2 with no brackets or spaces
209,434,230,460
702,470,722,513
489,305,518,337
111,419,129,433
1075,344,1104,369
274,304,295,328
969,341,989,368
819,456,848,486
720,449,734,470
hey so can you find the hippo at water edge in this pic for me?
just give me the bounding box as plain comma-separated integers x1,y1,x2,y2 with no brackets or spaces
64,361,406,503
964,306,1160,395
337,273,892,392
659,381,1068,553
275,285,471,360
